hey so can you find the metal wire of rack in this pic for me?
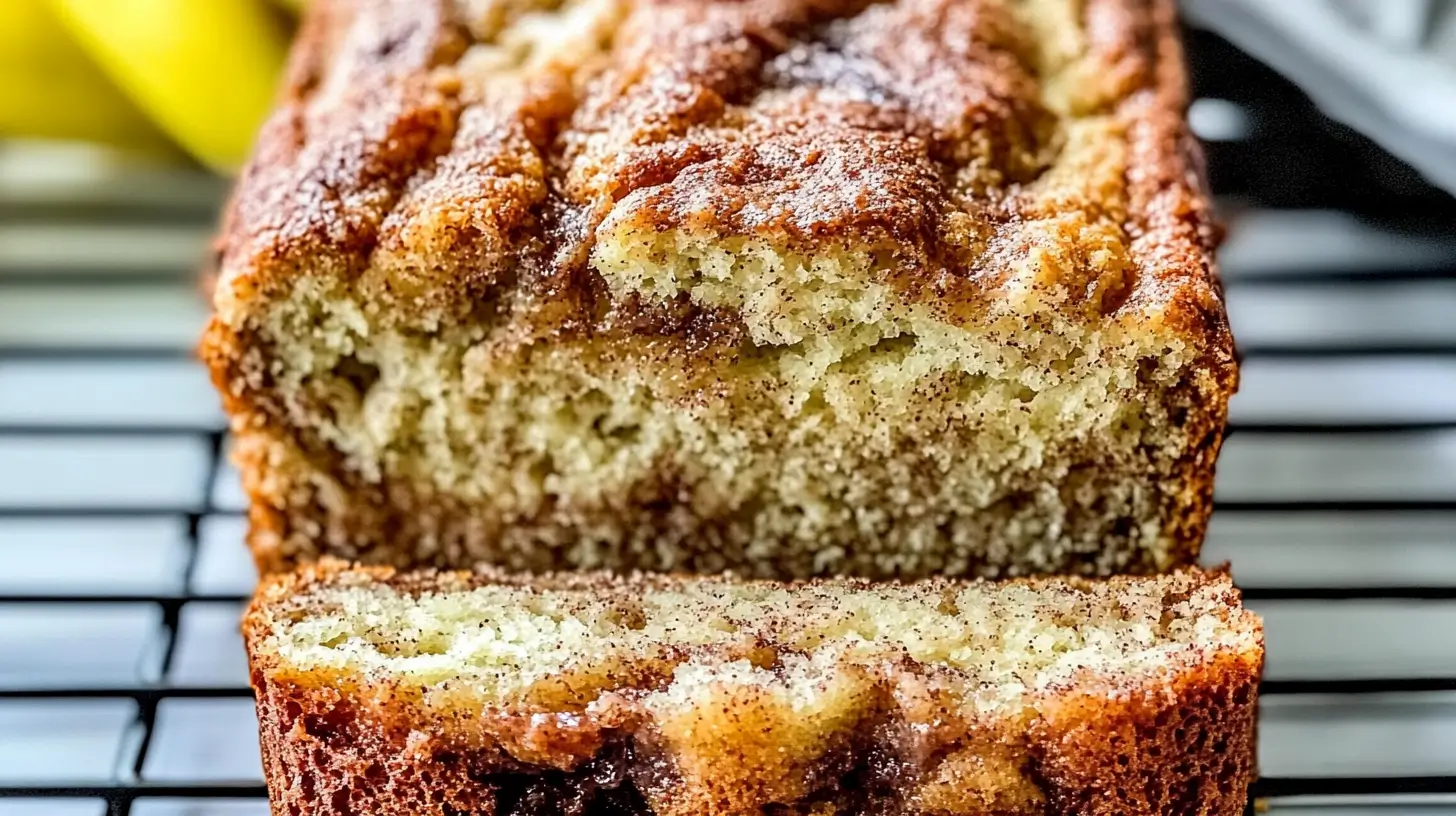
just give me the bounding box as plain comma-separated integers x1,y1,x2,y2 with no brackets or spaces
1,25,1455,816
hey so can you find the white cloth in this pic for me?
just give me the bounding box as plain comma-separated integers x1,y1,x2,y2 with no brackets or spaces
1182,0,1456,194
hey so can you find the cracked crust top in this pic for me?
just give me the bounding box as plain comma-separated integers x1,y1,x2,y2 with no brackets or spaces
212,0,1232,381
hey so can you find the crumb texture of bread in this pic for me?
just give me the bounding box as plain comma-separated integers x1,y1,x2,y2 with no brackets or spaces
205,0,1236,578
245,562,1262,816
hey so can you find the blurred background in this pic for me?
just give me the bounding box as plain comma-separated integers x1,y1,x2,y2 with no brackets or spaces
1,1,1456,815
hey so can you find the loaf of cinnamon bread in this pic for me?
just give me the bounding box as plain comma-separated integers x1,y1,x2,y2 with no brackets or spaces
204,0,1236,578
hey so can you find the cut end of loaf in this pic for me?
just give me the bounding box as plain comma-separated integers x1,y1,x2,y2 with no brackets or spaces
210,224,1227,578
245,563,1263,816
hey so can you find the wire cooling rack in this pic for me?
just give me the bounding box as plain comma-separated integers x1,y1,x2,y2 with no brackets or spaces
2,25,1456,816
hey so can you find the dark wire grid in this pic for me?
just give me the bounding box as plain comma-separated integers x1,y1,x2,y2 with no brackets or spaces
2,24,1456,816
0,426,272,815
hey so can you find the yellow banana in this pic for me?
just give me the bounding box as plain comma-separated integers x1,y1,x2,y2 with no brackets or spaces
0,0,171,153
45,0,291,171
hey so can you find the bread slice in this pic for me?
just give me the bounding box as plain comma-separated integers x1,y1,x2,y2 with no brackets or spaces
204,0,1236,579
245,561,1261,816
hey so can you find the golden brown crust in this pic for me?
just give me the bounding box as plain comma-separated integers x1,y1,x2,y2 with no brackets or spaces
213,0,1233,338
246,562,1261,816
205,0,1236,580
